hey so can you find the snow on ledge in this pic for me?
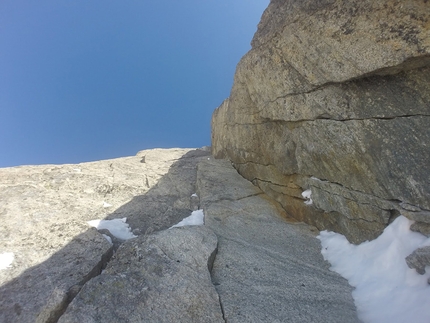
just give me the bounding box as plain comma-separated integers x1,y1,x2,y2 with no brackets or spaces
88,217,136,240
318,216,430,323
170,209,205,229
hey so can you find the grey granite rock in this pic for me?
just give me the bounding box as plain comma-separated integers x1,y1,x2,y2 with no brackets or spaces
211,0,430,243
0,148,209,322
1,148,360,322
410,222,430,238
0,229,112,323
405,246,430,276
197,158,360,323
252,0,429,85
58,226,224,323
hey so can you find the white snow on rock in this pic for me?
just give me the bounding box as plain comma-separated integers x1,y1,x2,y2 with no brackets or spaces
318,216,430,323
191,193,198,198
102,201,112,208
0,252,14,270
170,209,205,228
88,218,136,240
301,189,313,205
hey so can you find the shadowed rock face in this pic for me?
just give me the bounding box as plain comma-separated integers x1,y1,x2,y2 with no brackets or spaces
212,0,430,243
58,226,224,323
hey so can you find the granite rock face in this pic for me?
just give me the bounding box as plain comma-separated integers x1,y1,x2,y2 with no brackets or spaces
59,226,224,323
212,0,430,243
60,157,360,323
198,158,359,323
0,148,210,322
0,149,359,322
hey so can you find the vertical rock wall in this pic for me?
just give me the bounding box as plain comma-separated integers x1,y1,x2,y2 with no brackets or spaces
211,0,430,243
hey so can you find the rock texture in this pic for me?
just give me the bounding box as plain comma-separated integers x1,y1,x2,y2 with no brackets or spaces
198,158,359,323
211,0,430,243
406,246,430,276
59,226,223,323
0,148,210,322
0,148,359,322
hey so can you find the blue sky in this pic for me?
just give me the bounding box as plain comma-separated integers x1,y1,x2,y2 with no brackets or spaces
0,1,268,167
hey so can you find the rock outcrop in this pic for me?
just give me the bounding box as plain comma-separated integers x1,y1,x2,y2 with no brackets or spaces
0,148,359,322
406,246,430,276
211,0,430,243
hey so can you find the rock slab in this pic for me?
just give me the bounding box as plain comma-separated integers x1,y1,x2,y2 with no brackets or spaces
197,158,360,323
0,148,209,322
59,226,224,323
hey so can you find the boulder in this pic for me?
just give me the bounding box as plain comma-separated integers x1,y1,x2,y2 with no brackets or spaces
212,0,430,243
405,246,430,276
410,222,430,238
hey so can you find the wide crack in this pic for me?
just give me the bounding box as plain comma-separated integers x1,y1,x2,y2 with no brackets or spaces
208,242,227,323
51,241,115,323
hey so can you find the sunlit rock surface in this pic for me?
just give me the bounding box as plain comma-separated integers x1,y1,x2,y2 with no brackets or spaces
212,0,430,243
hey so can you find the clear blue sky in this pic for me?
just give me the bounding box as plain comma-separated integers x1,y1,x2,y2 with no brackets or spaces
0,1,268,167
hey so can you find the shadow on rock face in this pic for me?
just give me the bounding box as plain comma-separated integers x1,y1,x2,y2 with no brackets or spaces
0,148,212,323
107,149,211,237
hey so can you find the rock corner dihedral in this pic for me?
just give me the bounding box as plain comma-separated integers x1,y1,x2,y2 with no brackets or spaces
211,0,430,244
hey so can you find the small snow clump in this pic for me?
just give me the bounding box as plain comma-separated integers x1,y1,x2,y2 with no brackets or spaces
0,252,14,270
88,218,136,240
302,189,313,205
170,209,205,228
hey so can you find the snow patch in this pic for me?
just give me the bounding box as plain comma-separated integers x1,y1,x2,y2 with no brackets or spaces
302,189,313,205
318,216,430,323
103,201,112,208
0,252,14,270
88,218,136,240
191,193,198,198
170,209,205,228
